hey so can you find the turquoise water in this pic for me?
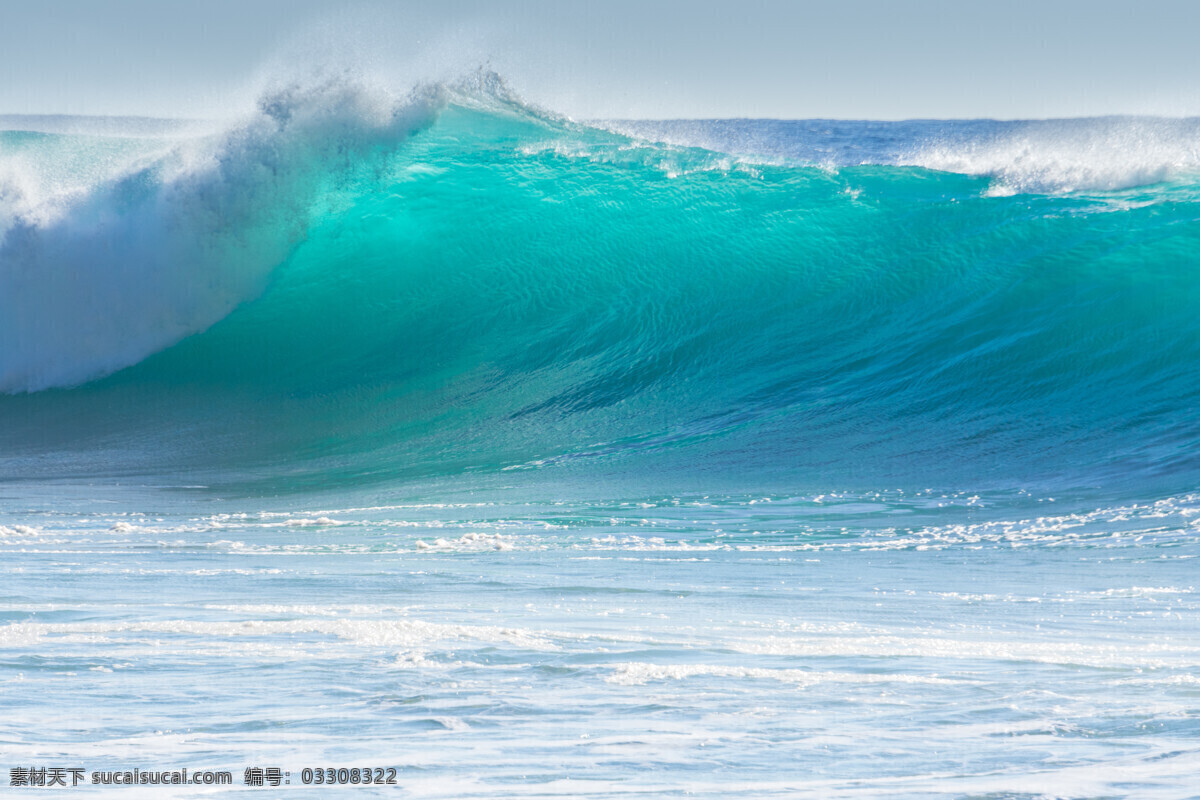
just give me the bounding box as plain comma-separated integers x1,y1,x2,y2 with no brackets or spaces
2,77,1200,797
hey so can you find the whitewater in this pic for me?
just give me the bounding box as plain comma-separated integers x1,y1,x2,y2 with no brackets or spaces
2,73,1199,798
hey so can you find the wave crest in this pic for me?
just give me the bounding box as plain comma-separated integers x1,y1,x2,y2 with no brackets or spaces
0,75,443,393
904,117,1200,195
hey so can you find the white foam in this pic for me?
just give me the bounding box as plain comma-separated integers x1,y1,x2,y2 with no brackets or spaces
732,631,1200,669
283,516,344,527
0,76,443,393
414,532,516,551
605,662,959,687
905,117,1200,195
0,617,559,653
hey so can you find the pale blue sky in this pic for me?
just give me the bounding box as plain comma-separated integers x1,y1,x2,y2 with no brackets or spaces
1,0,1198,120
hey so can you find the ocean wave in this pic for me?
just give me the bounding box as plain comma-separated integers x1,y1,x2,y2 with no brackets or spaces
610,115,1200,194
0,76,444,393
3,75,1200,493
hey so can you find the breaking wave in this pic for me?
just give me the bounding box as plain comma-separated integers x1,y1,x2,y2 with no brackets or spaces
2,74,1199,495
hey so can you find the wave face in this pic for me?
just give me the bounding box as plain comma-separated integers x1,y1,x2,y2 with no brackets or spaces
2,78,1200,494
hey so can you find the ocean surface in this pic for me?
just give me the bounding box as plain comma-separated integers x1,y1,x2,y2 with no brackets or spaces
2,74,1199,798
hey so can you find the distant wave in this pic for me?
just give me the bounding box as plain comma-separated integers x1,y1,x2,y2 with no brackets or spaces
609,115,1200,194
905,117,1200,194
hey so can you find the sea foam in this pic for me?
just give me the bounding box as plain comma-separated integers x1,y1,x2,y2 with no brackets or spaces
0,77,440,393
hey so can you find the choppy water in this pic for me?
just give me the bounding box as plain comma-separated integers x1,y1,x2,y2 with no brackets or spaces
2,74,1199,797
